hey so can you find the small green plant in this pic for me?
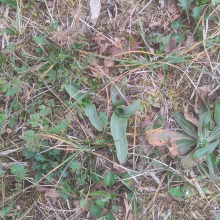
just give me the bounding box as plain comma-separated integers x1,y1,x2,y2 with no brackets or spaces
11,164,26,182
178,0,192,24
170,185,194,200
173,98,220,181
110,78,140,163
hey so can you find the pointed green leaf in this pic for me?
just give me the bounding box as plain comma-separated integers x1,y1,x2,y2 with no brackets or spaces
81,100,103,131
207,124,220,142
173,111,198,139
192,6,202,22
198,112,212,139
194,140,219,159
115,99,140,118
110,77,127,107
64,84,84,100
176,139,197,155
104,171,116,186
206,153,219,181
110,111,128,163
214,98,220,125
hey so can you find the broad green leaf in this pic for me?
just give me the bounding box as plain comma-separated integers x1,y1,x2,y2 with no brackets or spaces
110,112,128,163
176,139,197,155
173,111,198,139
64,84,84,100
192,6,202,22
178,0,192,23
110,77,127,107
91,170,101,183
206,153,219,181
96,199,105,207
11,164,26,181
207,124,220,142
171,20,183,28
198,112,212,139
90,205,102,217
81,99,103,131
89,191,111,199
104,171,116,186
194,140,219,159
105,212,116,220
172,33,185,43
115,99,140,118
146,128,194,146
214,98,220,125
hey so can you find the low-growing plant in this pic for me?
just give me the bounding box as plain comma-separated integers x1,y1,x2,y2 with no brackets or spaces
173,98,220,181
110,78,140,163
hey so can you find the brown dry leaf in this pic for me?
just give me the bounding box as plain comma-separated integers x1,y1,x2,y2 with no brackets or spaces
168,141,180,159
146,128,191,146
37,186,60,204
53,28,76,42
149,16,164,28
73,200,85,217
172,13,180,21
163,37,176,53
128,214,134,220
104,59,114,67
115,37,121,49
183,104,199,127
90,66,103,78
34,1,42,9
194,86,211,114
93,32,106,45
168,3,177,14
100,43,108,53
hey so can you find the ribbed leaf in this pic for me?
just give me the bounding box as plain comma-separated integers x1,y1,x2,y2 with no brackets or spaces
110,111,128,163
173,111,198,139
206,153,219,181
176,139,197,155
110,77,127,107
194,140,219,159
207,124,220,142
64,84,84,100
81,100,103,131
198,112,212,139
115,99,140,118
214,98,220,125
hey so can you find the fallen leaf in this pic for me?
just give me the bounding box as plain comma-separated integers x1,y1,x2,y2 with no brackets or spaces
194,86,211,114
164,121,170,129
37,186,60,204
34,1,42,9
109,39,141,58
168,3,177,14
92,32,106,45
115,37,121,49
141,119,151,129
168,141,179,159
183,104,199,127
104,59,114,67
128,213,134,220
157,70,164,80
100,43,108,53
172,13,180,21
163,37,176,53
149,16,164,28
146,128,192,146
90,0,101,26
73,200,85,217
53,28,76,42
90,66,103,78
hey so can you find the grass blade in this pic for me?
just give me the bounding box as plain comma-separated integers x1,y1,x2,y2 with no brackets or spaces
208,124,220,142
110,111,128,163
176,139,197,155
64,83,85,100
